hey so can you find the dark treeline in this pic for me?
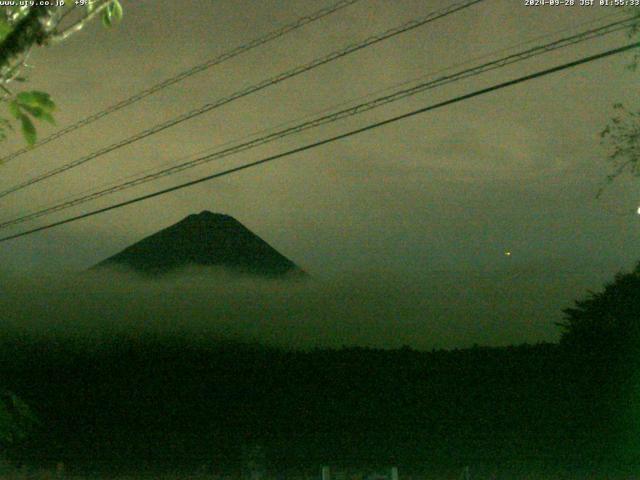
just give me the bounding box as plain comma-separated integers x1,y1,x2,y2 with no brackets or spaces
0,263,639,476
0,337,635,476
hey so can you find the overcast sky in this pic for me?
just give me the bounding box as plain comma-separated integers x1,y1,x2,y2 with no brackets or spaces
0,0,639,348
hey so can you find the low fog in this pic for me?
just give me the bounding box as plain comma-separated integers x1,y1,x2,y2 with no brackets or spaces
0,265,617,350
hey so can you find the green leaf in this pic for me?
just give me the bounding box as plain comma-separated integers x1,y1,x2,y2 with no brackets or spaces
0,18,12,43
19,114,36,145
102,8,112,28
16,91,36,106
19,104,46,120
40,112,55,125
30,91,55,110
16,91,55,113
8,100,21,120
102,0,123,28
111,0,123,23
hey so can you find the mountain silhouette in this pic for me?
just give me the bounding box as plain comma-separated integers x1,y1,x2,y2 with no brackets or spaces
91,211,305,277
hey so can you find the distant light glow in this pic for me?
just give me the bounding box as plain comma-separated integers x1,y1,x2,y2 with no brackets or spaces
637,206,640,215
504,251,512,257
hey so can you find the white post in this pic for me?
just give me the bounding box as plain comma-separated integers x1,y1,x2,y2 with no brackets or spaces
322,466,331,480
390,467,398,480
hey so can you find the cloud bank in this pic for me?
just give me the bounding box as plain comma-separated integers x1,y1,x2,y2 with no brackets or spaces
0,265,607,350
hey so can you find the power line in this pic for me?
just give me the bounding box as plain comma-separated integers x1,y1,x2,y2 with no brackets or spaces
0,0,362,165
0,0,485,199
0,15,633,230
0,41,637,244
25,10,626,212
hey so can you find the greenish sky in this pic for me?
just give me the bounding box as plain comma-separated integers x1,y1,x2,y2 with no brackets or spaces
0,0,638,348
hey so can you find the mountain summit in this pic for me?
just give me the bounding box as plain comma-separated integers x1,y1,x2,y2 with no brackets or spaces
91,211,305,277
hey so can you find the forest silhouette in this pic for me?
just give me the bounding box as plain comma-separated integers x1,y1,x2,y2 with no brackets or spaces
0,262,638,478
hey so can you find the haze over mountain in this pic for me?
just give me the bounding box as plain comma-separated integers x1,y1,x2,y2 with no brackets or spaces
92,211,305,277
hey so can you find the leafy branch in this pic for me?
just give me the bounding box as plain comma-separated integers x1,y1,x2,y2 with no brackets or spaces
5,90,55,145
597,104,640,198
0,0,123,147
597,6,640,195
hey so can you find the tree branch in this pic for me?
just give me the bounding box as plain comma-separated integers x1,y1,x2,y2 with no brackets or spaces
48,0,113,44
0,6,53,73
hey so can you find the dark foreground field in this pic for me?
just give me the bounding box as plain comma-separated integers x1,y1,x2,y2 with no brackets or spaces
0,334,638,479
